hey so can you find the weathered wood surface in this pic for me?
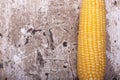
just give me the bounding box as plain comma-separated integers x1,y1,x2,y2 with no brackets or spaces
0,0,120,80
105,0,120,80
0,0,80,80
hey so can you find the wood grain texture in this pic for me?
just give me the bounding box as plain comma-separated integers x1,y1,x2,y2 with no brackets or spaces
0,0,119,80
0,0,80,80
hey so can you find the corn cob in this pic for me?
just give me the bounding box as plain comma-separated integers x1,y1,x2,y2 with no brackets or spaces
77,0,106,80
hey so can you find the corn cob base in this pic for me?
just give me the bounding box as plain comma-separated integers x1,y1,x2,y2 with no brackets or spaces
77,0,106,80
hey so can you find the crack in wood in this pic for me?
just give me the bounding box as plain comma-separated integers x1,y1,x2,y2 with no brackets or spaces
25,37,29,45
32,29,42,35
37,50,44,68
49,29,55,50
0,33,3,38
0,63,3,68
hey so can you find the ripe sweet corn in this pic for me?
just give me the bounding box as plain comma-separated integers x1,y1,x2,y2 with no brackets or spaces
77,0,106,80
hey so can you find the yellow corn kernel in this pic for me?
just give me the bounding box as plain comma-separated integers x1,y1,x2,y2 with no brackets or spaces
77,0,106,80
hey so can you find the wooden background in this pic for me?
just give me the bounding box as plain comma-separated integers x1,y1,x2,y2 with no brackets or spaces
0,0,120,80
